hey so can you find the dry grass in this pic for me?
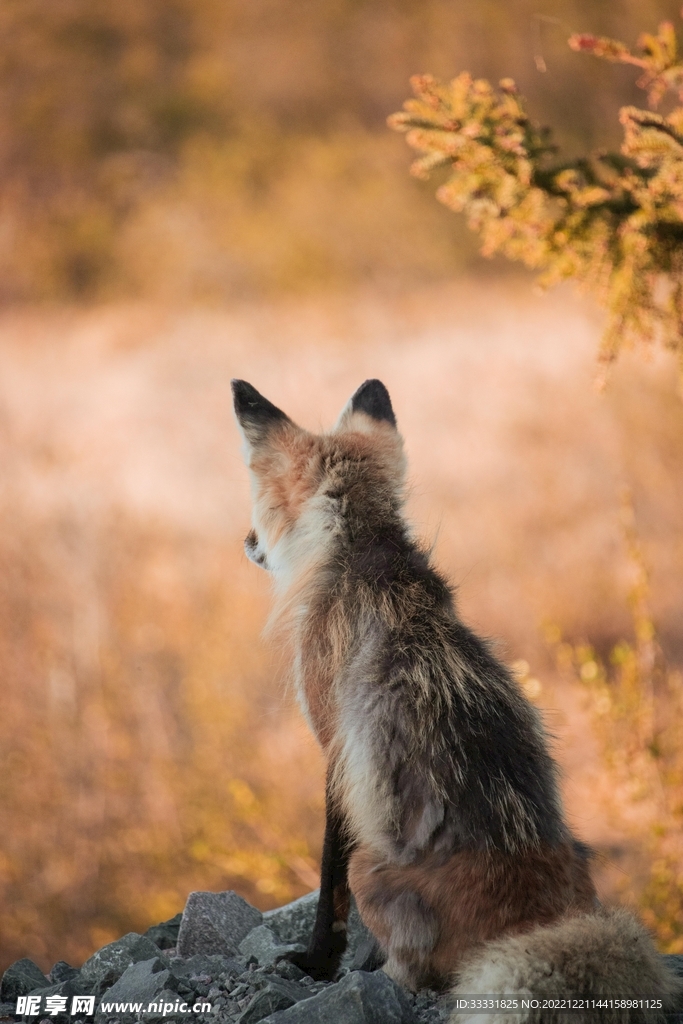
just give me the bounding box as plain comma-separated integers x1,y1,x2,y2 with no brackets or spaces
0,280,682,972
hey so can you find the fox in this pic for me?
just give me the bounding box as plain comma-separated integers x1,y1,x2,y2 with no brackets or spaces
231,377,681,1021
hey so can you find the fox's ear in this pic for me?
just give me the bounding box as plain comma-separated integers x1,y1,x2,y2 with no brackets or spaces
231,379,293,449
334,379,397,432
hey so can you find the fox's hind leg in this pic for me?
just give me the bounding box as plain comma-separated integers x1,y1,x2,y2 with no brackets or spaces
349,846,439,991
381,890,439,990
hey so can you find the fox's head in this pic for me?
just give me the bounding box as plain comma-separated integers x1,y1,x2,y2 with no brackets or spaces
232,379,406,585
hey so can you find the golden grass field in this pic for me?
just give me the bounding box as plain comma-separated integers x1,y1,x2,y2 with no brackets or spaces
1,279,682,972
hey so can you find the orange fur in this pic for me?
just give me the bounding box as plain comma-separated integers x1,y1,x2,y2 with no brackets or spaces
349,841,596,987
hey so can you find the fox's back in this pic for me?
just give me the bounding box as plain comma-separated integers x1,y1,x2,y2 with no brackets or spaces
324,525,567,861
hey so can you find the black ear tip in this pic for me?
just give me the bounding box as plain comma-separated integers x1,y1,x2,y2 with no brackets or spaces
231,379,255,409
231,379,290,427
351,379,396,427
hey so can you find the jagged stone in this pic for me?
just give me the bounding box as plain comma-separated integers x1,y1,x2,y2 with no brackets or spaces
95,957,179,1021
167,952,243,980
347,931,385,973
80,933,165,993
177,890,262,958
144,913,183,950
262,890,377,973
263,891,319,946
260,969,415,1023
48,961,79,984
237,977,313,1024
239,925,306,967
0,958,49,1001
16,976,93,1023
272,959,308,983
343,901,380,969
29,974,93,1001
664,955,683,979
142,990,190,1023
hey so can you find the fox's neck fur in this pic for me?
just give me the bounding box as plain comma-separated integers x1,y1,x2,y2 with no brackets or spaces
272,492,409,739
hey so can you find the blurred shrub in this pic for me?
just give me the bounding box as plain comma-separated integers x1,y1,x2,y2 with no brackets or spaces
0,504,324,972
391,13,683,365
116,126,471,300
0,0,679,300
0,0,235,298
549,494,683,952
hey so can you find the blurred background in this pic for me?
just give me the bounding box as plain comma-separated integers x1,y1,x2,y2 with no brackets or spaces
1,0,683,973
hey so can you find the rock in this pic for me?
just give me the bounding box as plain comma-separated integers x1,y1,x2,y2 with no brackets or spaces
264,891,319,946
346,932,385,973
343,902,381,970
80,933,165,993
664,955,683,979
16,976,94,1022
239,925,306,968
145,913,183,950
264,888,378,974
272,959,308,983
263,890,378,974
168,953,243,980
29,975,93,1001
0,958,49,1001
142,990,190,1023
96,957,179,1021
177,891,263,958
48,961,79,984
663,956,683,1018
237,977,313,1024
261,970,415,1024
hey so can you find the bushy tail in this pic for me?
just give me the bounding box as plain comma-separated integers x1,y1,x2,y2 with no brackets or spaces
450,908,682,1024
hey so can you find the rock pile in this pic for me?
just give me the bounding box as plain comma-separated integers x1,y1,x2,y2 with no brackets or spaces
3,891,683,1024
0,890,447,1023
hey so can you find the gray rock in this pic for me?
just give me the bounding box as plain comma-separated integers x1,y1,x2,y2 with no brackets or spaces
80,933,166,992
238,977,312,1024
343,902,381,970
261,970,415,1024
28,974,93,1002
177,891,263,958
263,892,319,946
664,955,683,979
96,958,179,1020
144,989,190,1023
663,956,683,1017
48,961,79,984
167,953,243,980
0,958,49,1001
98,979,187,1023
273,959,308,983
239,925,306,968
145,913,183,951
347,932,385,973
263,891,379,973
